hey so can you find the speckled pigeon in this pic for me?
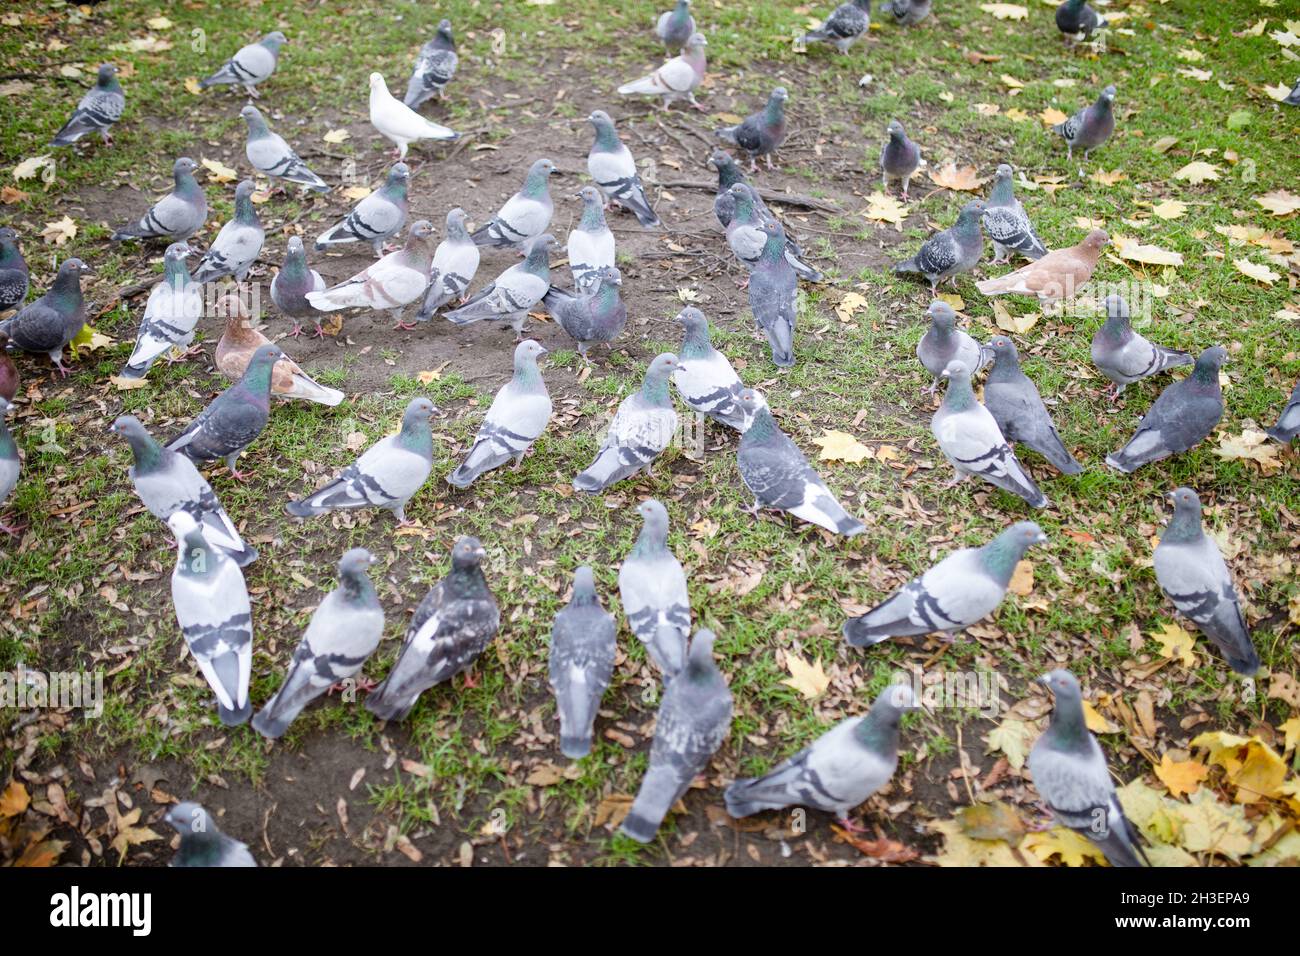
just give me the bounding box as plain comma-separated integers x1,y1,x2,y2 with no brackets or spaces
749,221,799,367
270,236,326,337
549,566,617,758
1285,79,1300,107
448,340,552,488
983,164,1047,263
983,336,1082,475
472,158,555,248
673,306,751,431
415,208,480,322
1054,85,1116,160
403,18,459,109
200,31,286,98
164,803,257,867
111,157,208,242
241,105,328,193
715,87,788,170
1090,294,1191,398
0,257,90,376
51,64,124,147
193,180,263,283
894,200,985,290
543,265,626,361
446,234,554,337
800,0,872,53
618,498,691,679
656,0,696,52
617,33,708,110
1266,378,1300,444
916,300,986,393
567,186,617,291
0,228,28,313
315,162,410,258
587,110,660,227
880,120,921,198
574,353,679,492
1105,346,1225,473
0,399,20,535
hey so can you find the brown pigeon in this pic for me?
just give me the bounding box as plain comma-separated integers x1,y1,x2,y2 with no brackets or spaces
976,229,1108,302
214,296,343,406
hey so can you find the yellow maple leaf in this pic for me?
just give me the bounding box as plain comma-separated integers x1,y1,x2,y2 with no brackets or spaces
1151,200,1186,220
781,654,830,699
1168,789,1254,856
1254,190,1300,216
1213,429,1282,474
1004,108,1030,123
183,76,203,95
1149,621,1197,666
1191,731,1288,803
834,291,869,322
1154,753,1209,797
341,185,371,202
1023,827,1108,866
993,300,1038,334
1090,168,1127,186
1040,107,1069,126
1279,717,1300,754
13,154,55,182
1112,235,1184,267
201,157,238,183
1233,258,1280,285
323,128,351,145
937,292,965,311
862,191,907,228
109,374,150,391
928,163,989,192
927,819,1034,866
1082,699,1119,734
984,717,1036,770
109,807,162,863
1174,161,1220,185
811,429,871,464
40,215,76,246
69,326,114,355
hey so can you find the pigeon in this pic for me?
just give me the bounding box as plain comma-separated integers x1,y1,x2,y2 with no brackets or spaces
415,208,480,321
270,236,327,337
446,234,554,337
1029,670,1149,867
368,71,458,160
1054,84,1116,160
917,300,986,393
403,18,459,109
567,186,617,291
252,548,384,739
200,31,286,98
0,399,20,534
880,120,921,198
673,306,751,431
715,87,789,171
286,397,436,524
365,536,499,722
314,162,410,258
165,510,253,725
110,415,256,566
574,353,679,492
736,390,865,536
110,157,208,242
726,184,822,281
1055,0,1107,44
120,242,203,380
0,258,90,376
0,227,29,313
166,343,283,479
543,266,626,361
725,683,918,824
844,520,1047,646
656,0,696,53
983,336,1082,475
709,149,783,233
193,180,264,283
307,220,437,329
586,110,660,227
748,221,799,367
618,32,708,111
214,296,343,406
620,629,732,843
894,200,985,291
549,566,617,758
1105,346,1226,474
982,165,1047,263
933,360,1049,508
472,158,555,249
800,0,873,54
50,63,124,147
1155,488,1261,674
619,499,691,679
240,105,329,193
164,803,257,867
976,229,1107,302
0,338,16,404
881,0,931,26
1265,378,1300,444
448,340,552,488
1285,78,1300,107
1091,293,1192,398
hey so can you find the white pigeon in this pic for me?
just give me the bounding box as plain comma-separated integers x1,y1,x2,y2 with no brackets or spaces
447,340,552,488
368,72,458,160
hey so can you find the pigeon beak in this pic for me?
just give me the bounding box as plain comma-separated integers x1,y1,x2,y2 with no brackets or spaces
1035,674,1052,690
537,346,549,356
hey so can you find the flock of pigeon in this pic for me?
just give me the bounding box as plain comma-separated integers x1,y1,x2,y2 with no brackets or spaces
1,0,1297,868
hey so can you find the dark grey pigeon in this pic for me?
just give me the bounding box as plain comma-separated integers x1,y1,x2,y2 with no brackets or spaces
881,0,930,26
166,343,283,479
0,398,19,534
1055,0,1107,44
715,87,788,171
543,266,626,362
471,158,555,249
403,19,459,109
844,521,1046,646
315,162,410,258
164,803,257,867
51,64,124,147
1154,488,1260,675
709,150,790,242
1029,670,1149,867
983,335,1082,475
916,300,986,393
1105,346,1225,473
574,354,679,492
416,208,480,321
800,0,872,54
241,105,329,193
270,236,326,337
549,566,617,758
673,306,750,431
0,228,29,313
587,110,660,227
446,234,554,337
1285,79,1300,107
0,257,90,376
200,31,286,98
193,180,264,283
880,120,921,198
894,200,985,291
447,340,551,489
618,499,691,680
983,164,1047,263
726,184,822,281
365,537,500,722
1091,294,1191,398
121,242,203,379
656,0,696,53
1266,378,1300,444
252,548,384,738
111,157,208,242
725,683,917,823
749,221,799,367
1054,85,1116,161
620,629,732,843
736,390,865,536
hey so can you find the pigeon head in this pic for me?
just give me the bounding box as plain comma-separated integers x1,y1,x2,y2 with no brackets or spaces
450,535,486,570
886,120,907,139
164,241,191,262
592,265,622,287
770,87,789,103
338,547,377,576
109,414,147,442
576,184,603,205
388,162,411,183
368,72,389,93
571,565,598,603
405,220,435,246
445,207,470,238
1103,293,1129,323
524,233,556,265
587,109,614,128
684,629,721,680
96,63,118,84
1165,486,1202,516
173,157,199,177
514,338,548,366
56,258,92,282
1008,520,1048,549
708,149,737,174
635,498,670,537
957,200,987,224
676,306,707,334
436,18,454,41
1037,669,1082,704
1101,84,1117,102
233,179,257,203
0,226,16,245
529,158,556,178
262,31,288,49
1081,229,1109,253
736,388,768,417
986,334,1019,367
926,300,956,329
685,32,708,50
995,163,1014,181
285,235,305,258
646,352,679,379
940,359,970,381
164,802,213,836
402,397,437,427
165,509,201,542
247,342,284,371
1162,487,1205,542
1193,345,1228,381
238,105,267,131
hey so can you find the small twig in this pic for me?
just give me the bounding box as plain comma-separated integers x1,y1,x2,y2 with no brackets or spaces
659,180,837,212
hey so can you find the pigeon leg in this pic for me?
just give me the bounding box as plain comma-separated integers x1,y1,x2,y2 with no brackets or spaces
901,175,911,199
689,96,708,112
923,377,939,396
765,154,776,171
942,470,970,489
0,515,26,537
328,675,379,695
225,454,250,481
311,322,328,339
286,323,304,338
52,356,70,377
461,670,478,690
836,816,870,834
244,84,261,100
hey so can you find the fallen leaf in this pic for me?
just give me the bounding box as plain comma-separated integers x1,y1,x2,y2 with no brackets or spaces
1090,168,1127,186
1149,621,1197,667
323,128,351,144
110,807,162,862
1150,200,1187,220
0,780,30,818
927,819,1032,867
109,375,150,391
1039,107,1069,126
1113,235,1184,267
1,185,30,204
341,185,372,202
1254,190,1300,217
811,429,871,464
1191,731,1288,803
201,157,238,183
1082,700,1119,734
146,15,173,29
40,215,76,246
13,155,55,182
1023,827,1108,866
980,3,1028,20
184,76,203,95
1263,82,1293,102
985,717,1035,770
834,291,869,322
1154,753,1209,797
1174,161,1220,185
928,163,989,192
993,300,1038,334
1279,717,1300,754
781,655,831,699
1232,259,1280,285
958,801,1026,843
1008,560,1034,596
1214,429,1282,472
1150,136,1179,154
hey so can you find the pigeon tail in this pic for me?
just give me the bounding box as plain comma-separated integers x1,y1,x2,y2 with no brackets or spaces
217,697,252,726
284,372,344,406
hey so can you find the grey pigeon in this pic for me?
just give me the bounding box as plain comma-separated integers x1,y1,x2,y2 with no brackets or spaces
403,18,459,109
315,162,410,258
880,120,921,198
0,338,14,404
241,105,329,193
656,0,696,52
166,510,253,725
933,360,1049,508
709,150,785,237
369,72,458,160
748,221,799,367
252,548,385,738
111,157,208,242
587,111,660,227
164,803,257,867
200,31,286,98
193,180,264,283
549,566,617,758
916,300,986,394
881,0,931,26
365,536,500,722
1055,0,1107,44
121,243,203,379
618,498,691,679
0,399,19,535
800,0,872,54
0,258,90,376
843,521,1046,646
270,236,326,337
1029,670,1149,867
1266,378,1300,444
543,265,626,361
726,184,821,281
111,415,256,566
567,186,617,291
673,306,750,431
446,234,554,336
983,164,1047,263
725,683,918,823
0,227,29,313
620,629,732,843
286,397,436,524
574,353,679,492
448,340,552,488
166,343,283,479
894,200,985,291
1284,79,1300,107
617,33,708,111
415,208,481,322
1091,294,1191,398
307,220,437,330
472,159,555,248
716,87,789,171
1154,488,1260,675
983,336,1082,475
1105,346,1226,473
51,64,124,147
1054,85,1116,161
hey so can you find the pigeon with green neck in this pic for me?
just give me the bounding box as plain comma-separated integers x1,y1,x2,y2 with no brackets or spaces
1054,84,1116,161
880,120,921,198
121,243,203,379
800,0,872,54
193,180,264,283
165,803,256,867
270,236,326,337
51,63,124,147
472,158,555,248
1105,346,1225,473
573,353,679,492
543,265,626,361
111,157,207,242
446,234,555,337
314,162,410,258
894,200,985,291
0,258,91,376
586,111,660,227
200,31,286,98
656,0,696,53
917,300,987,394
567,186,616,291
715,87,788,171
748,221,799,367
1090,294,1191,399
448,340,552,489
241,105,329,193
982,164,1047,263
550,566,617,758
619,499,691,679
983,335,1083,475
1055,0,1107,44
672,306,753,431
726,184,822,282
0,227,29,313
